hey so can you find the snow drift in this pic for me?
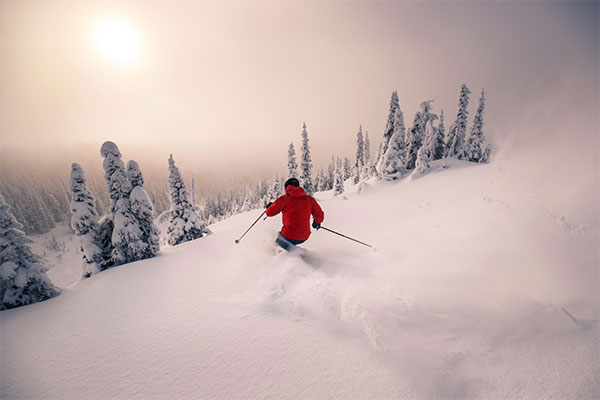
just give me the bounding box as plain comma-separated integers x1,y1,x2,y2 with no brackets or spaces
1,155,598,399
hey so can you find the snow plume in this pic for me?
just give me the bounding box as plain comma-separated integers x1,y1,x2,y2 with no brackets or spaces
167,154,207,246
69,163,104,277
127,160,160,260
0,193,60,310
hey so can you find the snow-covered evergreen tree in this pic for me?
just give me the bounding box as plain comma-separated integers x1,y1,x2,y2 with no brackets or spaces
167,155,207,246
381,90,400,157
343,158,352,180
314,168,325,192
464,88,487,162
0,193,60,310
299,123,314,195
432,110,446,160
69,163,104,277
353,126,365,184
446,84,472,158
423,120,435,160
364,130,371,164
287,143,298,179
100,141,144,266
325,156,336,190
111,198,145,265
406,100,437,170
100,141,131,215
333,159,345,196
355,125,365,170
266,176,283,202
381,107,407,180
241,191,252,212
415,146,431,174
127,160,160,260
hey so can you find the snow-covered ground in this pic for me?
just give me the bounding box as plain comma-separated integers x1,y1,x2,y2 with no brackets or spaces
2,156,598,399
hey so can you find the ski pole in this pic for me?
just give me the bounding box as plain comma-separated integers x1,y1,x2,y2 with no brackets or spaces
320,226,373,248
235,210,267,244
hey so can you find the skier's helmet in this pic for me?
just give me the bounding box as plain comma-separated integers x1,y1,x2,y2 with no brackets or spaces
284,178,300,188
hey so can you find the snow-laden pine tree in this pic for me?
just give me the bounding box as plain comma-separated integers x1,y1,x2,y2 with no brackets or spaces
0,193,60,310
70,163,104,277
287,143,298,179
354,126,365,184
381,90,400,157
111,198,145,265
432,110,446,160
167,155,207,246
241,192,252,213
333,159,345,196
364,130,371,164
415,146,431,174
406,100,437,170
314,168,325,193
381,107,407,180
326,156,336,190
362,130,372,178
299,123,314,195
126,160,160,260
423,120,435,161
464,88,487,163
101,141,131,215
343,158,352,180
446,84,472,158
100,141,145,265
266,176,283,202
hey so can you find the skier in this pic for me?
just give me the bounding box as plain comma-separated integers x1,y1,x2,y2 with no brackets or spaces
266,177,324,250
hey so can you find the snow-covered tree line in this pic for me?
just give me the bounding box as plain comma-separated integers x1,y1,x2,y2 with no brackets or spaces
377,84,490,180
67,142,211,278
68,142,162,276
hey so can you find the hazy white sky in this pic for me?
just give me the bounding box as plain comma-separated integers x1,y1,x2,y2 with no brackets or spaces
1,0,598,173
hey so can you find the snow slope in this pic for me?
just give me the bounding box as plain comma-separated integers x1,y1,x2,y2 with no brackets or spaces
2,157,598,399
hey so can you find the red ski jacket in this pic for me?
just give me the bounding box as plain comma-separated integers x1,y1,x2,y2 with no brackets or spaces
266,185,324,241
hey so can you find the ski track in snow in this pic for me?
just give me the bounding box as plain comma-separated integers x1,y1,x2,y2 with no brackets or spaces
2,157,598,399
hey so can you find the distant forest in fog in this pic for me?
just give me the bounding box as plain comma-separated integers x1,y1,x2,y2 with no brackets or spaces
0,146,280,234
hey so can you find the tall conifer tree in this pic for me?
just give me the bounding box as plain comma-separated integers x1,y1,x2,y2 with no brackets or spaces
287,143,298,178
127,160,160,259
167,155,207,246
70,163,104,277
299,123,314,194
446,84,472,158
464,89,487,162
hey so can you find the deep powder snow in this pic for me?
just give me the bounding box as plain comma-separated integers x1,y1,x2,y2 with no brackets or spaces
1,157,598,399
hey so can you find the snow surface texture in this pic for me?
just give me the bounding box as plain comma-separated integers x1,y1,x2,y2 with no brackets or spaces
2,157,598,399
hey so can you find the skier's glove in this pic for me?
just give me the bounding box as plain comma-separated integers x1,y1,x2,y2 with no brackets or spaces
312,222,321,230
266,202,273,209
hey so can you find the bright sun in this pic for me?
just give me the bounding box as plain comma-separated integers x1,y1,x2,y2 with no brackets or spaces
91,16,142,67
